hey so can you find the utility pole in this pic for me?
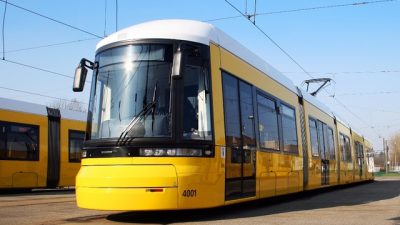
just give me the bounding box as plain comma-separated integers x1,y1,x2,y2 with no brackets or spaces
395,142,397,171
386,140,390,173
384,138,388,174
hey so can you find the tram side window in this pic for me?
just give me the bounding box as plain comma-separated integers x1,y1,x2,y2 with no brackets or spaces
222,73,241,148
360,145,364,158
309,118,319,156
317,121,325,159
345,136,352,162
222,72,257,163
239,82,256,151
355,142,359,158
355,142,364,159
0,125,5,152
239,82,256,163
281,104,298,154
183,64,212,140
309,118,335,160
327,127,335,160
69,130,85,162
360,143,364,158
340,134,352,162
340,134,346,161
0,122,39,161
257,94,280,151
222,73,241,163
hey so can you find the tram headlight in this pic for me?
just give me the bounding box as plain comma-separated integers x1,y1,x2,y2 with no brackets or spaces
81,150,87,158
176,148,202,156
204,150,212,156
166,149,177,156
139,148,213,157
154,149,166,156
141,149,155,156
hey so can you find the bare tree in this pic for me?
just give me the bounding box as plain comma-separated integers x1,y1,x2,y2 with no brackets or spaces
389,133,400,170
374,151,385,170
48,98,87,113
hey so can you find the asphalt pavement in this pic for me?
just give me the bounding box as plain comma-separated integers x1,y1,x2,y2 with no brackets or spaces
0,177,399,225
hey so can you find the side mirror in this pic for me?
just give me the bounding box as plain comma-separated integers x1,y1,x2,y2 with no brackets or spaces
73,58,94,92
73,62,87,92
171,46,182,79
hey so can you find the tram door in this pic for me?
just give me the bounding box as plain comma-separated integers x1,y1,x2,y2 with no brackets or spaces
355,142,364,179
222,73,256,200
318,122,329,185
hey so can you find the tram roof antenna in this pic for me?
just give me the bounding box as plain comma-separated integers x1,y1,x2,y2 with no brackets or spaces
303,78,332,96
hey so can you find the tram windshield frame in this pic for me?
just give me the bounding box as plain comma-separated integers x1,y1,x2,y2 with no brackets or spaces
86,41,213,147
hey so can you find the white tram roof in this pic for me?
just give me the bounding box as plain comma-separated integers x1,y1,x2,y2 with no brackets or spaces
97,19,353,130
96,19,297,93
0,97,87,122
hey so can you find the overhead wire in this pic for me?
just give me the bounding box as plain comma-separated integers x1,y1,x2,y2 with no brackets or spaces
342,106,400,115
1,59,91,84
0,85,88,105
207,0,398,22
0,0,102,38
1,0,7,59
223,0,379,136
1,37,98,54
322,91,400,97
2,58,73,79
358,123,400,129
224,0,313,78
329,97,376,128
0,0,93,103
255,0,398,16
283,70,400,75
104,0,108,37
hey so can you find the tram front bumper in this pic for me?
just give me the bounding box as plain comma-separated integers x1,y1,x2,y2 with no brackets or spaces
76,165,178,210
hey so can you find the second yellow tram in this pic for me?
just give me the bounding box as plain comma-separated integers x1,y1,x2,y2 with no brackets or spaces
0,98,86,189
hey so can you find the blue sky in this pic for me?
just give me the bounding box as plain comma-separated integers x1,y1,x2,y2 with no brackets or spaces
1,0,399,150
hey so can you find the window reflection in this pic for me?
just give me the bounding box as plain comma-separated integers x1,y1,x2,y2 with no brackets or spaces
0,122,39,161
282,104,298,154
183,65,212,140
309,118,319,156
257,94,279,150
90,44,172,139
69,130,85,162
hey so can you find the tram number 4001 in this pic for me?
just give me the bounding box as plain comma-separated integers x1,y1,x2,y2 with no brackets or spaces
182,189,197,197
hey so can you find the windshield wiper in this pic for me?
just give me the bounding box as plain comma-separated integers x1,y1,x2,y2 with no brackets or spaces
117,83,158,145
150,83,159,135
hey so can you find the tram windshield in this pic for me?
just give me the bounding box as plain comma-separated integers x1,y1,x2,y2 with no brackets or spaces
90,44,173,139
88,43,213,142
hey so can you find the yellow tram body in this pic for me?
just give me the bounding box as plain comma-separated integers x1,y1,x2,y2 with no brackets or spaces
74,20,373,210
0,98,86,189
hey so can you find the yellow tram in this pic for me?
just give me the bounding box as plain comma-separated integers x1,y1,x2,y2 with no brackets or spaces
73,19,374,210
0,98,86,189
